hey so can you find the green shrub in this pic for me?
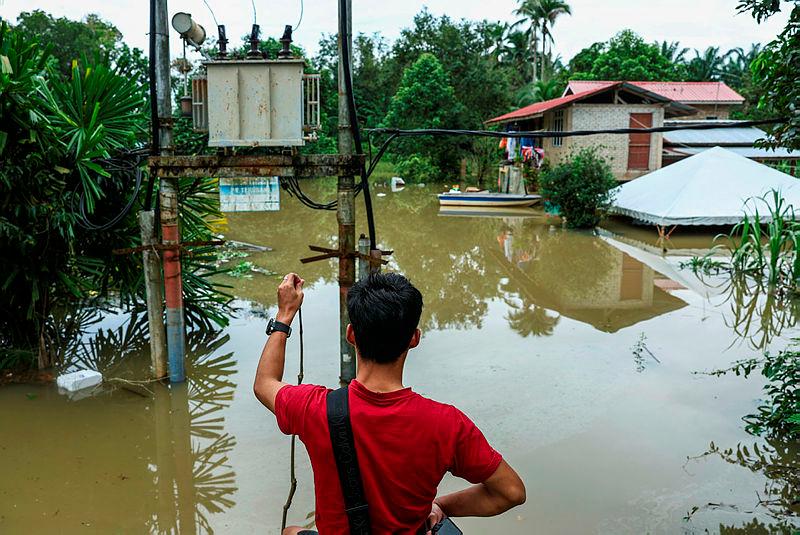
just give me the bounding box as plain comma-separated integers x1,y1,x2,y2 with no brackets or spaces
395,155,439,183
539,147,617,228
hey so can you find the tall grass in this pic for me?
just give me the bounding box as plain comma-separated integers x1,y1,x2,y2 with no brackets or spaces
720,190,800,288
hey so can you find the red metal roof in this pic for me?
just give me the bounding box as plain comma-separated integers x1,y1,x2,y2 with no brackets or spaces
566,80,744,104
485,82,617,124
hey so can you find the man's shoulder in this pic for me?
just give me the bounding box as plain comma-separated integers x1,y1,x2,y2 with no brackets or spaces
409,390,466,420
276,383,331,407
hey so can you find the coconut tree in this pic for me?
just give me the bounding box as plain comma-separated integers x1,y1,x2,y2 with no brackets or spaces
537,0,572,79
721,44,762,88
686,46,728,81
512,0,543,82
658,40,689,64
514,78,563,107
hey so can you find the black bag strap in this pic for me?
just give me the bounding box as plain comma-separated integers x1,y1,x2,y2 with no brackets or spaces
327,386,371,535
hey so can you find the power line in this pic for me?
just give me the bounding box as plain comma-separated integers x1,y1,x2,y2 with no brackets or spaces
367,117,786,140
294,0,304,31
201,0,219,27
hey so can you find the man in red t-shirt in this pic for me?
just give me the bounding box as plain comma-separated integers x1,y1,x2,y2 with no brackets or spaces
255,273,526,534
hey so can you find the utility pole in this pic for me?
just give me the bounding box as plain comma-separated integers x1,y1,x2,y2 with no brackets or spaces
155,0,186,383
337,0,357,385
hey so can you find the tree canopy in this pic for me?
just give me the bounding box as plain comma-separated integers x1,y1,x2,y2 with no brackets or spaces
570,30,685,81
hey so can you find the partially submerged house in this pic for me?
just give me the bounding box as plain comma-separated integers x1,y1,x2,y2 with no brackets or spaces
486,81,696,180
485,80,767,180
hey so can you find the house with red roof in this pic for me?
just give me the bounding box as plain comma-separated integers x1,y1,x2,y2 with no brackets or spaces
486,80,745,180
565,81,744,120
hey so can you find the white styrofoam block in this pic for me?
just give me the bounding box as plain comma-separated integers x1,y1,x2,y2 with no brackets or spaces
56,370,102,392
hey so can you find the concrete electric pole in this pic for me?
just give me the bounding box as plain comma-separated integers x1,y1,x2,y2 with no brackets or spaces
155,0,186,383
337,0,357,385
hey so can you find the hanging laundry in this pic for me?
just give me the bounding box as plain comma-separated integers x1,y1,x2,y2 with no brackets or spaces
507,136,518,161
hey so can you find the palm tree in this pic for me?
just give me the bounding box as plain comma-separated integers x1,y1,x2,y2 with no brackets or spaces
537,0,572,79
721,44,762,88
686,46,728,81
501,29,534,79
512,0,543,83
514,78,563,107
658,40,689,64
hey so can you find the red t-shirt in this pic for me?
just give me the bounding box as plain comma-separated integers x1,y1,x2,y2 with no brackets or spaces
275,380,502,534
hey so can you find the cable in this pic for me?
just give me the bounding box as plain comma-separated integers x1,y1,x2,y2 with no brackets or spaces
367,117,786,141
280,307,303,532
338,0,378,250
75,150,147,231
294,0,304,32
201,0,220,27
146,0,159,211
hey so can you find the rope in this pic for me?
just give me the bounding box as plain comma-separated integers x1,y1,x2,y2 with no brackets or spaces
281,307,304,531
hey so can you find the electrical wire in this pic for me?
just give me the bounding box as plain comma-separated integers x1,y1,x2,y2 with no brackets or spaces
75,150,148,231
146,0,159,211
294,0,304,32
202,0,220,27
367,117,786,141
339,0,378,250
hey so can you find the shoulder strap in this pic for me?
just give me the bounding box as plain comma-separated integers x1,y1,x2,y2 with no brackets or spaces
327,386,371,535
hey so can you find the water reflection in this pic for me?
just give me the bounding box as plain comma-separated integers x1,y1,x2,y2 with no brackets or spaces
689,437,800,531
223,185,691,336
65,314,238,534
718,276,800,351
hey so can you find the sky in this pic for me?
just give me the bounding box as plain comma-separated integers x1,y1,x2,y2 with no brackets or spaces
1,0,791,65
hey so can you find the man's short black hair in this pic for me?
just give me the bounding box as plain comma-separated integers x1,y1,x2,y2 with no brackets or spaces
347,273,423,364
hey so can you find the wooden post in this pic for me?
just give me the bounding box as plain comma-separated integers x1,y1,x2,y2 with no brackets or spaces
139,210,168,379
337,0,357,385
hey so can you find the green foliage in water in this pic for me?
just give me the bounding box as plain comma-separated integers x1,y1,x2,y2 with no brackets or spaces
394,155,439,184
710,350,800,439
538,147,617,228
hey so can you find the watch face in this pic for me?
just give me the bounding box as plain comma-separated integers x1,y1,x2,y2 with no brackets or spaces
266,318,274,334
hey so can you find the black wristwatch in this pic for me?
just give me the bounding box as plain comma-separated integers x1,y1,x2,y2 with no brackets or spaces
266,318,292,337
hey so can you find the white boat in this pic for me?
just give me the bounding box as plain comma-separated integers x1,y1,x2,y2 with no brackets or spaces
437,191,541,207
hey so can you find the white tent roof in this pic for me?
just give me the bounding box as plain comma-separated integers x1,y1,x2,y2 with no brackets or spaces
610,146,800,226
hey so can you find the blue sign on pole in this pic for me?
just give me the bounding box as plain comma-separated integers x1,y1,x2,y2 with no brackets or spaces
219,177,280,212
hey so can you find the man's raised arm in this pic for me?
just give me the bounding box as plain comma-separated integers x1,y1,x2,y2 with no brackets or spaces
253,273,305,413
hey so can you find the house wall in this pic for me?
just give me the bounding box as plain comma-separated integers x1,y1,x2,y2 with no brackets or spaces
672,104,735,120
542,104,665,180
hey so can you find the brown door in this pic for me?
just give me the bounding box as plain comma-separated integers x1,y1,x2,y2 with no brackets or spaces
628,113,653,170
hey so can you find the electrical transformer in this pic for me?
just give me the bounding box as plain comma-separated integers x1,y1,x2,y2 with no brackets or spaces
198,59,319,147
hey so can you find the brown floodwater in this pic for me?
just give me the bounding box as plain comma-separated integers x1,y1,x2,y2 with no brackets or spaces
2,181,799,534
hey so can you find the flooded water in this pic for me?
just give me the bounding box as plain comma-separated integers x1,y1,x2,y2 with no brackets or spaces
2,181,799,534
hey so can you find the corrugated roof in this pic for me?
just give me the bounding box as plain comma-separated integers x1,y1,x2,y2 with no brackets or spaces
664,126,766,145
485,82,617,124
566,81,744,104
665,146,798,159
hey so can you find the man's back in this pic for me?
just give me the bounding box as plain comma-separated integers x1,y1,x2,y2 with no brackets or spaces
276,380,502,534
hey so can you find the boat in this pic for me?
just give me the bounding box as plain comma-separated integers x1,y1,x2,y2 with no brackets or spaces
438,205,543,219
437,191,541,207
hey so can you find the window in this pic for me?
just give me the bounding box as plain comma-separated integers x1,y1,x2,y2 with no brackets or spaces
552,109,564,147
